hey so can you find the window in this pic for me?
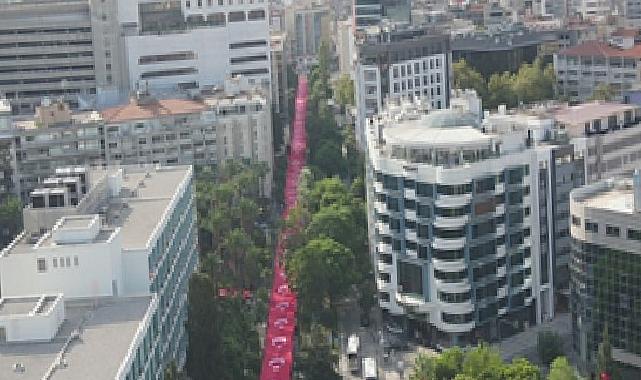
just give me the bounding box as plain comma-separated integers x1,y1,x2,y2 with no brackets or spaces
228,11,246,22
65,257,71,267
606,225,620,237
572,215,581,226
53,258,58,268
247,9,265,20
585,220,598,233
74,256,79,266
37,258,47,273
627,229,641,241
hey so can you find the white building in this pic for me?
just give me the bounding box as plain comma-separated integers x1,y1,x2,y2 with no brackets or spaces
366,101,554,345
0,165,197,379
355,25,451,147
119,0,271,95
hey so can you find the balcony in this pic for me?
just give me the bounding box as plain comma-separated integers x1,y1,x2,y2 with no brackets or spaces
434,215,469,228
405,230,417,241
432,237,466,250
377,242,392,254
432,258,466,272
435,193,472,208
374,182,383,193
405,209,417,220
497,286,508,299
439,301,474,315
496,225,505,236
404,188,416,199
435,279,471,293
497,266,506,278
406,248,418,259
376,221,390,236
495,204,505,215
495,183,505,193
496,245,506,258
377,261,394,273
438,319,476,334
377,279,394,292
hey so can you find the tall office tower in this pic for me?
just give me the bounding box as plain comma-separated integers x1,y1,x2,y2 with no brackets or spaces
354,25,451,147
119,0,271,95
0,0,97,114
570,176,641,377
354,0,383,28
0,165,198,378
365,101,555,346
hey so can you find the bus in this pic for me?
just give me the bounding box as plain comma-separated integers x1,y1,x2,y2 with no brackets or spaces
362,357,377,380
347,335,360,373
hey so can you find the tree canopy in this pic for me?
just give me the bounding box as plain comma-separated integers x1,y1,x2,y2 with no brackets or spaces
0,195,22,249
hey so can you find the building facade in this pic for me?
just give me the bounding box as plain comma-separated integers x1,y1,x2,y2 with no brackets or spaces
355,25,451,146
120,0,271,95
3,79,274,201
365,103,554,345
570,176,641,376
554,35,641,102
0,165,198,379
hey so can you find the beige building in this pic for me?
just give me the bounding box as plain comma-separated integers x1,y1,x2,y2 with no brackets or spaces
2,79,274,201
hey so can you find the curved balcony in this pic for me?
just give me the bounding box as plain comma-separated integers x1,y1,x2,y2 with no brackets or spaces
434,214,469,228
437,320,476,334
396,293,433,314
497,266,506,278
374,182,384,193
434,279,471,293
439,301,475,315
496,245,506,258
405,229,417,241
435,193,472,208
432,258,467,272
498,286,508,299
432,237,466,250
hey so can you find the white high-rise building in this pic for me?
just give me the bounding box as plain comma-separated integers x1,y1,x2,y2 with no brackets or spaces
0,165,197,379
365,101,557,345
119,0,271,96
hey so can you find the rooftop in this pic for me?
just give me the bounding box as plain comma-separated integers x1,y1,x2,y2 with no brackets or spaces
384,124,491,147
101,98,207,123
553,102,637,126
557,40,641,58
0,296,153,380
579,183,635,214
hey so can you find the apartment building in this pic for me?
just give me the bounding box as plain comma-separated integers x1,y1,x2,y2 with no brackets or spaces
365,102,555,345
568,0,613,22
355,24,451,147
120,0,271,95
554,32,641,102
553,102,641,184
570,175,641,377
354,0,383,29
0,165,197,379
270,32,289,119
3,79,274,201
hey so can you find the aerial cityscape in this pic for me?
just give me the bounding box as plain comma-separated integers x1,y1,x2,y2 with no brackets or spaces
1,0,641,379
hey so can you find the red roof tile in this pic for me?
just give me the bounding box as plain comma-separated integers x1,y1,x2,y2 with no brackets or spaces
558,40,641,58
101,98,207,123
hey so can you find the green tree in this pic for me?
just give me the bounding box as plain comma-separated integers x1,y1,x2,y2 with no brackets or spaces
164,361,185,380
590,83,616,101
335,74,355,108
597,324,614,378
486,71,517,109
537,331,565,366
0,195,22,248
461,344,505,380
547,357,578,380
453,59,487,97
286,237,358,328
296,323,341,380
503,358,540,380
512,58,555,104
